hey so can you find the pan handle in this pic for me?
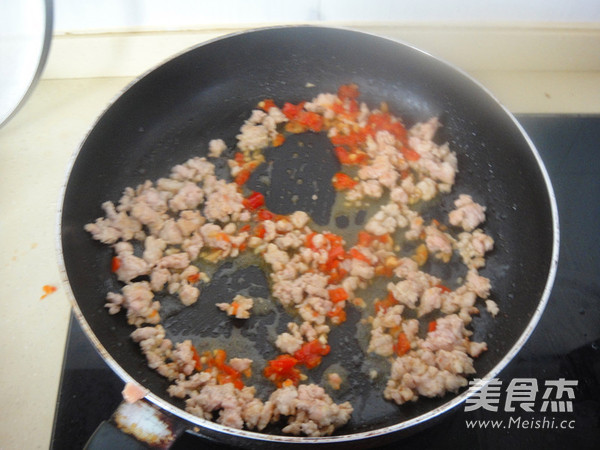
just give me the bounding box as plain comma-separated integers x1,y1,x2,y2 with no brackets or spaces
84,398,188,449
85,420,148,450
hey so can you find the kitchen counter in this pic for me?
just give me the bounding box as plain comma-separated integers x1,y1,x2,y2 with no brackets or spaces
0,77,133,450
0,24,599,449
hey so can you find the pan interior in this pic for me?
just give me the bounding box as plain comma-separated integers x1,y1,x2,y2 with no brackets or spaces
61,26,555,436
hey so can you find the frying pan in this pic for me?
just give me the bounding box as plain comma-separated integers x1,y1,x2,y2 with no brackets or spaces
58,26,559,448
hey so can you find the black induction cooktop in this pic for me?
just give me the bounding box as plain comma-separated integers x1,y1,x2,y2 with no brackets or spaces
51,115,600,449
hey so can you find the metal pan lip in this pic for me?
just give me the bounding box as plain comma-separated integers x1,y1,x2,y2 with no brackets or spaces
55,23,559,445
0,0,54,128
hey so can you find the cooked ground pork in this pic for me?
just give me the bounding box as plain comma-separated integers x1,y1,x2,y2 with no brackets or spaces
216,294,254,319
85,84,498,435
449,194,486,232
327,373,343,390
384,348,475,405
208,138,227,158
456,229,495,269
274,384,353,436
168,366,352,435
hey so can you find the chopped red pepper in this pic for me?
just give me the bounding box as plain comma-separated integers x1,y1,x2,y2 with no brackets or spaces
395,332,411,356
436,284,452,293
349,247,370,263
357,231,390,247
259,98,277,111
332,172,358,191
317,234,347,273
331,100,359,118
222,363,240,377
305,231,318,249
357,230,374,247
263,355,301,387
366,112,408,143
333,146,368,166
325,232,344,247
401,146,421,162
375,264,395,278
191,346,203,371
217,373,245,390
327,306,347,324
254,223,266,239
215,232,231,243
330,129,368,148
238,224,251,233
242,191,265,211
306,231,343,251
374,292,399,313
272,133,286,147
187,273,200,283
296,111,324,133
337,83,360,101
334,146,351,164
294,340,330,369
40,285,57,299
234,152,245,165
212,349,227,368
257,209,274,221
328,287,349,303
282,101,306,120
428,321,437,333
197,348,246,389
334,84,361,117
327,244,346,262
327,267,348,285
234,168,251,186
111,256,121,272
348,152,368,165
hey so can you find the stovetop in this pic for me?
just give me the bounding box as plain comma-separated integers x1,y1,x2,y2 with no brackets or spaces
50,115,600,449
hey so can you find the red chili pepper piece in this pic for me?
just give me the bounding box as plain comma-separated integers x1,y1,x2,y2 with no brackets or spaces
436,284,452,293
111,256,121,272
243,191,265,211
401,146,421,161
332,172,357,190
334,146,351,164
259,98,276,111
428,321,438,333
187,273,200,283
337,83,360,101
234,169,251,186
327,306,347,324
272,133,285,147
328,287,349,303
294,340,330,369
349,247,370,263
395,332,411,356
296,111,324,133
263,355,301,387
282,101,306,120
257,209,274,221
374,292,399,313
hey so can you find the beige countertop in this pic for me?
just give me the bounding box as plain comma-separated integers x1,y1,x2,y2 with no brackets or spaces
0,24,598,449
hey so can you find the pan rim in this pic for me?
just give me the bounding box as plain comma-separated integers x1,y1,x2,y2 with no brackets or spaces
55,23,560,445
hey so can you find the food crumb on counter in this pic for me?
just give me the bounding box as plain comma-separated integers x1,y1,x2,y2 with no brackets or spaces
40,284,57,299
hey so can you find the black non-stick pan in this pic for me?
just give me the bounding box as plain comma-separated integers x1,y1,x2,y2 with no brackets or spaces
58,26,559,448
